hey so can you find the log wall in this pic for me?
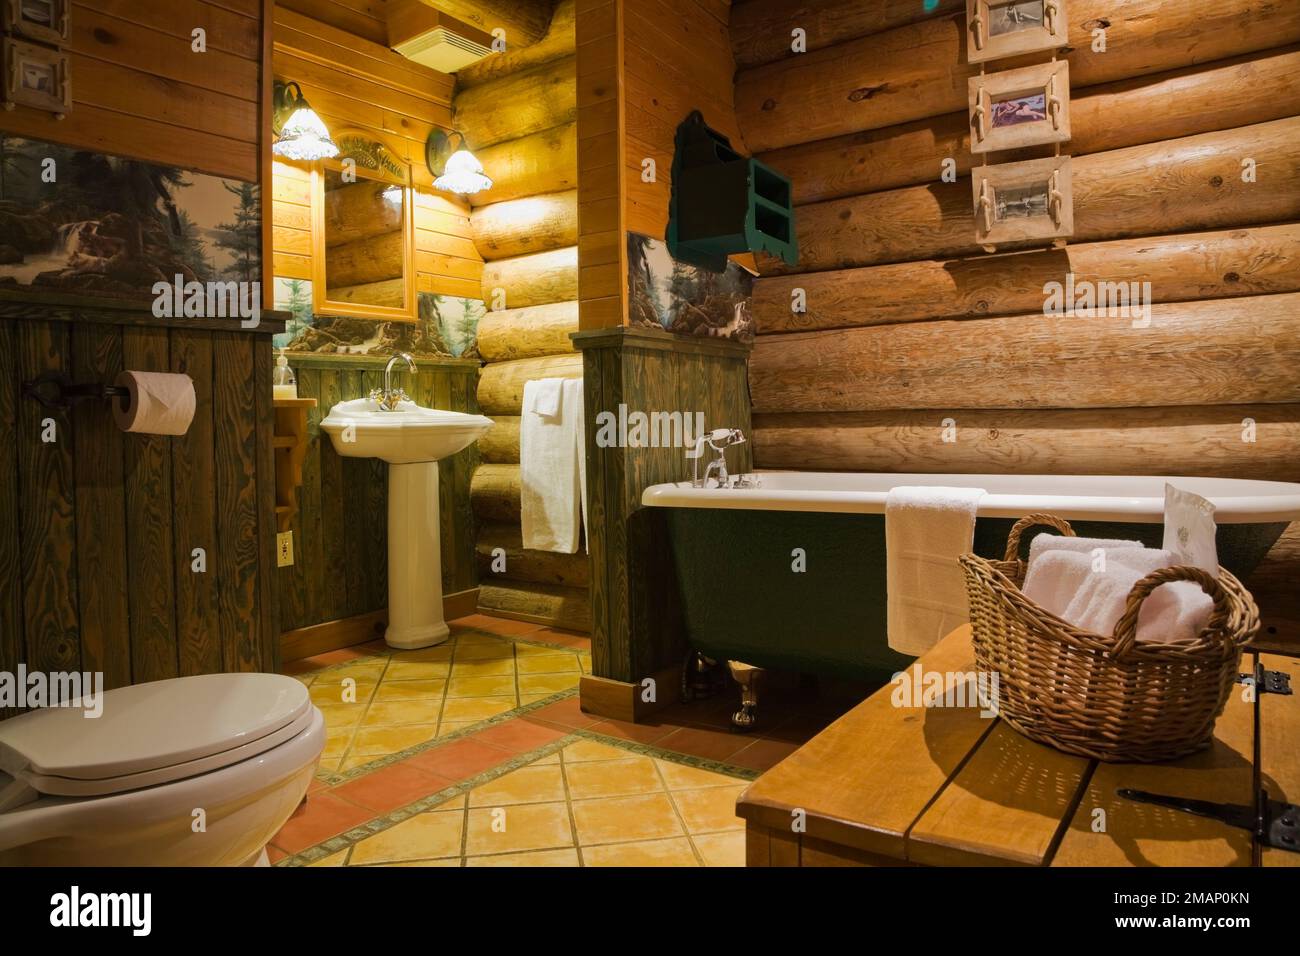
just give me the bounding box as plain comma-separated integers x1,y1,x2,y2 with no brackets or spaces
736,0,1300,652
457,0,589,631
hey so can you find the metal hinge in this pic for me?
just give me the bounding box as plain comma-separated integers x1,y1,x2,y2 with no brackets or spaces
1118,788,1298,853
1119,659,1296,855
1238,667,1292,697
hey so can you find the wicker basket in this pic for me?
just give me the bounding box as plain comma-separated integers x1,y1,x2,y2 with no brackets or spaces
959,514,1260,763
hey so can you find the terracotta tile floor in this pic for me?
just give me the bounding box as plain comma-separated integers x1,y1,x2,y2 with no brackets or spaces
285,621,592,774
273,614,866,868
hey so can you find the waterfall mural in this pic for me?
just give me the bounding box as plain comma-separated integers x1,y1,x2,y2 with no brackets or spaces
272,276,481,359
0,134,260,299
626,232,754,341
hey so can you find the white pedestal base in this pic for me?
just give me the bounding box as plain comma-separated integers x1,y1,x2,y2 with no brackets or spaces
385,461,449,650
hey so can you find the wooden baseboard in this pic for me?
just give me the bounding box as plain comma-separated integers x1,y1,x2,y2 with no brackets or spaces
280,588,481,662
281,610,387,662
443,587,481,621
579,666,680,722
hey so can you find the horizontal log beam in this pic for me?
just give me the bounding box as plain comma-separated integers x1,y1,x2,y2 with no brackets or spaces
774,116,1300,275
735,0,1300,152
457,0,575,88
763,44,1300,206
749,292,1300,413
481,246,579,309
478,300,578,362
731,0,963,70
324,230,404,287
470,463,520,523
471,190,578,260
479,415,520,463
478,580,591,632
453,55,576,150
751,405,1300,480
477,353,583,415
755,224,1300,334
476,522,589,588
469,122,577,207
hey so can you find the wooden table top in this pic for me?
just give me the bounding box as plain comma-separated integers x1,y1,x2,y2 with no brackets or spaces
737,625,1299,867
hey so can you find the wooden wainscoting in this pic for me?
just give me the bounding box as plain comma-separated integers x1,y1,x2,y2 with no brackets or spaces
575,326,753,719
0,292,285,717
275,352,481,646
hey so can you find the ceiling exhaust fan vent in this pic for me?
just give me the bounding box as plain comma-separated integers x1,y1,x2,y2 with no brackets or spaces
393,27,491,73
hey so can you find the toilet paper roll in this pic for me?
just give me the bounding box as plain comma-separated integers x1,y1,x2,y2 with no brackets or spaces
112,371,197,436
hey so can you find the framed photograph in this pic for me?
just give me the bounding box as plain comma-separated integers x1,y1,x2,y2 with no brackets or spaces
972,155,1073,247
3,38,71,117
967,0,1067,64
3,0,70,46
968,60,1069,154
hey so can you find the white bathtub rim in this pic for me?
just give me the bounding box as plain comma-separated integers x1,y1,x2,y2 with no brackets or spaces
640,471,1300,524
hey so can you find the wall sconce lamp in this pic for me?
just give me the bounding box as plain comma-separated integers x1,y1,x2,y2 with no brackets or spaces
426,130,492,196
272,80,339,162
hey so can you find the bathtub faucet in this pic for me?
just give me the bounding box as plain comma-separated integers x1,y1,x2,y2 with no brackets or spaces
689,428,746,488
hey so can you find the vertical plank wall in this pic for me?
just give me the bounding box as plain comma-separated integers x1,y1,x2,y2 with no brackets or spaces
0,303,281,718
276,354,481,640
0,1,276,717
735,0,1300,650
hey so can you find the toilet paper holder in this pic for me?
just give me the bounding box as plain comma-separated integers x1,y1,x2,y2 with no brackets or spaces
21,372,130,412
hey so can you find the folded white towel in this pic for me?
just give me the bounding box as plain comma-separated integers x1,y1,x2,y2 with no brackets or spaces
886,485,986,656
1026,532,1145,566
526,377,563,418
520,377,586,554
1022,547,1214,643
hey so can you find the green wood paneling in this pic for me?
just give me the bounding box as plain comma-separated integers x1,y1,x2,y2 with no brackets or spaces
576,327,753,683
276,355,481,633
0,316,280,713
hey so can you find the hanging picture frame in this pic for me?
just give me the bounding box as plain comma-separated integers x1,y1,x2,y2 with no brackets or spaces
966,0,1067,64
3,37,71,118
968,60,1069,154
972,155,1073,247
3,0,71,46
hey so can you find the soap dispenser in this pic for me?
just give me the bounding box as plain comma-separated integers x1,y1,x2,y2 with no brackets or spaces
272,349,297,400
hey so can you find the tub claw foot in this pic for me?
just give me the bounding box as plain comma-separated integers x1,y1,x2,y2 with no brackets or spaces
682,650,721,702
729,660,763,732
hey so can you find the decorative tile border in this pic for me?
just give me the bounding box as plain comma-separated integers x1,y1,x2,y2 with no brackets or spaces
278,717,760,867
279,733,581,867
314,687,581,786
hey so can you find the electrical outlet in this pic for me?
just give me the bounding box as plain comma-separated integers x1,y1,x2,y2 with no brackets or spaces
276,531,294,567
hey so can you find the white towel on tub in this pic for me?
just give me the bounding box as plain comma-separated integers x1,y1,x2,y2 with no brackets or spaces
521,377,586,554
886,485,986,656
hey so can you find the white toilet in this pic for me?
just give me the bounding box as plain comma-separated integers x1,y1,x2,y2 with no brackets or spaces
0,672,324,866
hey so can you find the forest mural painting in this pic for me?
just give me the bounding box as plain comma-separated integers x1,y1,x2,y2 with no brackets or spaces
627,232,754,341
0,135,260,299
273,276,481,359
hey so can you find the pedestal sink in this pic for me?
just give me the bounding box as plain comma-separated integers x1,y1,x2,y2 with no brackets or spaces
321,397,492,649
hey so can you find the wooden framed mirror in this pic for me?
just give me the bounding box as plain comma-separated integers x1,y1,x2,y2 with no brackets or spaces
311,129,417,322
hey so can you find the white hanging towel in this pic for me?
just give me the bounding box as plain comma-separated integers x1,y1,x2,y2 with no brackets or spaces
521,377,586,554
885,485,986,656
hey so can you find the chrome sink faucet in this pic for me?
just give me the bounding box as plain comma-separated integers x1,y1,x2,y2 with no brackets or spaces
689,428,747,488
372,352,417,411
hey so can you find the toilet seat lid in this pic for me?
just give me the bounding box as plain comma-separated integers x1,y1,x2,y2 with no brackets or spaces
0,673,311,787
